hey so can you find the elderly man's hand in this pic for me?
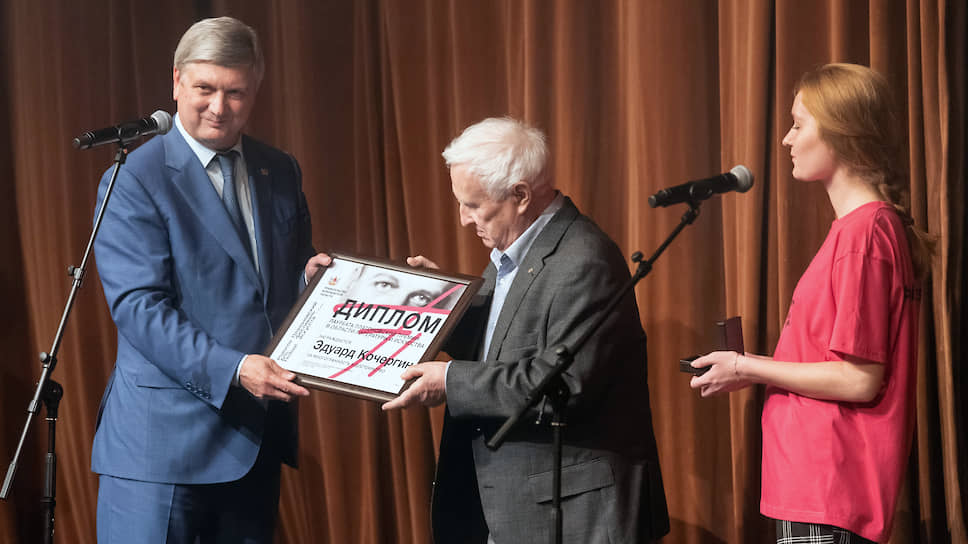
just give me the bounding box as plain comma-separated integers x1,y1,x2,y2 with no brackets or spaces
406,255,440,270
381,361,448,410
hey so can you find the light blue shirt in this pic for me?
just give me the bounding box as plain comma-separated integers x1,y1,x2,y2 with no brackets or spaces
174,114,257,388
481,192,564,359
174,114,259,272
444,193,564,392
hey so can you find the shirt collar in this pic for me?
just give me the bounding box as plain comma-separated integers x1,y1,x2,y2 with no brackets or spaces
174,113,244,168
490,192,565,271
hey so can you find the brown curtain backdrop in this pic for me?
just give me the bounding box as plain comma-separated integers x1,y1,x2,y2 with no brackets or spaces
0,1,964,542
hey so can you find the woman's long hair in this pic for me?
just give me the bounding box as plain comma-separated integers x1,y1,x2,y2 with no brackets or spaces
796,63,935,279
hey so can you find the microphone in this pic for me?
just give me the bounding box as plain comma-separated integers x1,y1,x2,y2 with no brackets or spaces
72,110,173,150
648,165,754,208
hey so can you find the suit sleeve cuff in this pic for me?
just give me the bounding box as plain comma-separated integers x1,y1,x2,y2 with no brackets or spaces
234,354,247,387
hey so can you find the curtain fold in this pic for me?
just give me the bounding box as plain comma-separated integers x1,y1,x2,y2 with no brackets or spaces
0,1,963,542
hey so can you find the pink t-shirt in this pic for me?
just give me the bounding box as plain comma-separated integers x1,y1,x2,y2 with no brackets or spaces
760,201,920,542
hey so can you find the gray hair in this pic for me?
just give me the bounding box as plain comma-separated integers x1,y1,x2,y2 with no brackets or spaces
442,117,551,200
174,17,264,86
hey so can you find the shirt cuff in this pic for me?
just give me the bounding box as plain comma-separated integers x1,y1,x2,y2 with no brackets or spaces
443,360,452,395
233,354,247,387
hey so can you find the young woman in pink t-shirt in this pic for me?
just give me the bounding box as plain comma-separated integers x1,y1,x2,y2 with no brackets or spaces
690,63,934,543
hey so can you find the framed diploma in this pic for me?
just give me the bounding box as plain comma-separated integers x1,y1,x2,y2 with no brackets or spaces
264,253,483,402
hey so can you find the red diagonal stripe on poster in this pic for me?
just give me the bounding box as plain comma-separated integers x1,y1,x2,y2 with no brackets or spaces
367,332,423,377
326,329,404,379
327,284,461,380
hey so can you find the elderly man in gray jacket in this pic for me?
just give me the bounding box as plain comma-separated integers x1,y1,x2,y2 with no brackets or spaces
383,117,669,544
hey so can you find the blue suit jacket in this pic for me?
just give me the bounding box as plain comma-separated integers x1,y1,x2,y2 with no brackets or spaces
91,128,314,485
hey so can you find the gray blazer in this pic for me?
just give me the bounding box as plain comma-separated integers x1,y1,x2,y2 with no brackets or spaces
432,197,670,544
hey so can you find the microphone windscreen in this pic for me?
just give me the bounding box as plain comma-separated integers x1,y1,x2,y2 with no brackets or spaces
150,110,173,135
730,165,754,192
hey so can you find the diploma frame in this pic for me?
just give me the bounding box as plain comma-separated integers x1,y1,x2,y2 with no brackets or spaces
264,252,483,402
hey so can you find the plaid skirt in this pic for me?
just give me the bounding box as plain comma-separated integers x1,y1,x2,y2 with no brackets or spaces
775,519,878,544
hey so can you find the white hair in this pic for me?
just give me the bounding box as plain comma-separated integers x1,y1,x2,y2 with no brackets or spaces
174,17,264,86
441,117,551,199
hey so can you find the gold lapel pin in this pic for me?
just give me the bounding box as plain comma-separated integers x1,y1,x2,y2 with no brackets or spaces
260,168,269,176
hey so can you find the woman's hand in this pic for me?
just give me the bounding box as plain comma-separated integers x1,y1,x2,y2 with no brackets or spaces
689,350,754,397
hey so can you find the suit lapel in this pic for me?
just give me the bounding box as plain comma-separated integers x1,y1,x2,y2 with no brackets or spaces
243,137,274,297
484,198,580,359
164,130,263,291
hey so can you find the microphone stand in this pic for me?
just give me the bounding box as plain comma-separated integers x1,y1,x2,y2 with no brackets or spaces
486,200,702,544
1,144,130,544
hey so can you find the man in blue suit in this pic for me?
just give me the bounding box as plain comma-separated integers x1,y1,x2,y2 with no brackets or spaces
92,17,328,543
